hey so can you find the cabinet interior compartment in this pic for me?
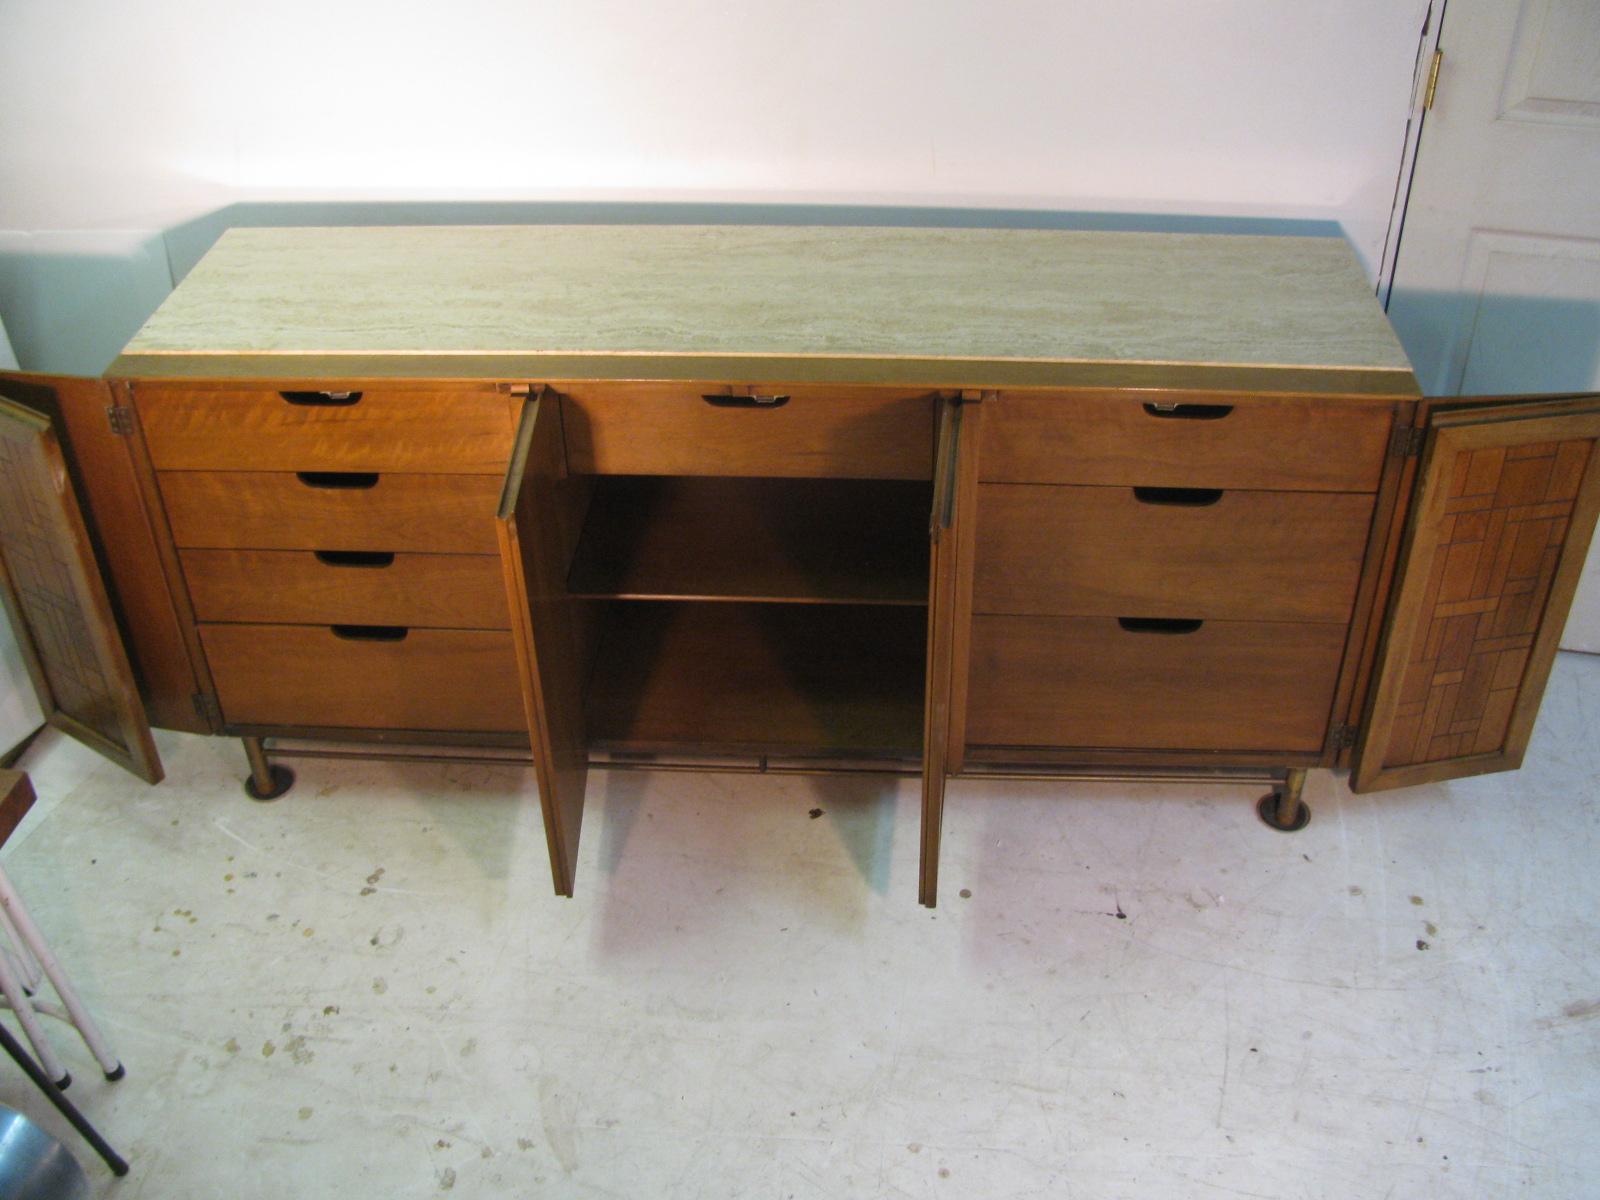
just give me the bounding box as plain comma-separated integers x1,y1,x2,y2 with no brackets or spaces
555,471,931,760
583,600,927,758
566,475,932,605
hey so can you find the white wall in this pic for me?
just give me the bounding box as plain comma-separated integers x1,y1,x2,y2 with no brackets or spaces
0,0,1430,371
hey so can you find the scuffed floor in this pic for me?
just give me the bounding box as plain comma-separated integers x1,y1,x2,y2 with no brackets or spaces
1,652,1597,1199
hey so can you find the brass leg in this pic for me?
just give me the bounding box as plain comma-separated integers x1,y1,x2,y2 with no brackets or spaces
241,737,295,801
1256,767,1310,832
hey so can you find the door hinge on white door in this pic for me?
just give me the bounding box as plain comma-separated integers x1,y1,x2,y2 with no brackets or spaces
106,405,135,436
1423,49,1443,111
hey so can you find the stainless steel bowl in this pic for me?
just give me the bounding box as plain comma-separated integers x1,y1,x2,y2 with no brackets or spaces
0,1103,89,1200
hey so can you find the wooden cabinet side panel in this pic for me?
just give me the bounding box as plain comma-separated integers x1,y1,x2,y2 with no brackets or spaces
499,396,596,897
59,380,210,733
1331,401,1417,765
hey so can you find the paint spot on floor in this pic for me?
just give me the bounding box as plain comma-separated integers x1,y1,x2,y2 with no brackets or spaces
1417,940,1430,951
808,808,823,819
439,1167,456,1190
284,1036,314,1065
1425,921,1438,936
298,1106,313,1120
302,927,315,938
361,887,376,896
367,867,386,885
517,1139,534,1151
373,977,388,995
461,1038,477,1058
262,1040,276,1058
1348,885,1364,896
323,1005,339,1016
1539,998,1600,1028
959,889,972,899
1410,895,1425,906
939,1167,951,1179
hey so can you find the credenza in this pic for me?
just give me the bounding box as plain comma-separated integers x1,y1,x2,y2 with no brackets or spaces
2,225,1596,906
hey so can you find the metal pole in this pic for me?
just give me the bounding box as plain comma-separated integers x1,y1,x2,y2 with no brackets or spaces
0,1017,128,1176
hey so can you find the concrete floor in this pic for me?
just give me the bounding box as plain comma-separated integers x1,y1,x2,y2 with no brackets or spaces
1,652,1596,1199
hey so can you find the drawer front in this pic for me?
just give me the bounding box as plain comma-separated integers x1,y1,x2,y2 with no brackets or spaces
159,471,503,554
181,549,509,629
975,484,1375,623
981,391,1392,491
966,615,1345,752
137,384,517,473
561,383,935,479
201,624,525,732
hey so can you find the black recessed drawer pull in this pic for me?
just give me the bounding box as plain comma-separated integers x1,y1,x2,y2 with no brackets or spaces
329,624,409,642
1117,617,1204,635
314,550,395,568
296,471,379,489
1132,486,1224,507
281,390,363,406
1141,402,1233,420
701,393,790,409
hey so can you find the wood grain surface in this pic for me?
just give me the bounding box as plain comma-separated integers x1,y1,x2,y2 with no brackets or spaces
159,471,503,554
181,548,510,629
966,614,1345,753
561,384,936,479
975,484,1374,623
137,383,518,473
201,623,524,732
981,391,1393,491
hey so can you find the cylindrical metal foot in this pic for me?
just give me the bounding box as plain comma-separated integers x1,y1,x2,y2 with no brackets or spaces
1257,768,1310,832
241,738,295,801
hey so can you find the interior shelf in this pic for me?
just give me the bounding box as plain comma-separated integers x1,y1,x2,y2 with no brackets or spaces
585,601,927,757
566,476,931,605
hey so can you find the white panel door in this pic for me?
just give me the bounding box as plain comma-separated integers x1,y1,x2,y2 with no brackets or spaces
1387,0,1600,650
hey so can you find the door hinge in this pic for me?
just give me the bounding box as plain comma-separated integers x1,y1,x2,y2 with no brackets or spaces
1390,426,1425,458
1332,722,1359,751
106,405,135,436
192,692,222,726
1423,49,1443,112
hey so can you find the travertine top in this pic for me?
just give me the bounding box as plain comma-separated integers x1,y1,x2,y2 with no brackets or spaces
115,225,1415,390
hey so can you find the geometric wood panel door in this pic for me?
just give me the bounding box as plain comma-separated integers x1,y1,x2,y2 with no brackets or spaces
1353,394,1600,791
0,394,162,783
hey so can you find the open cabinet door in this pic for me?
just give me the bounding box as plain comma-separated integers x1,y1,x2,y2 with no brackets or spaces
1353,394,1600,792
498,389,593,896
0,391,162,783
920,394,979,907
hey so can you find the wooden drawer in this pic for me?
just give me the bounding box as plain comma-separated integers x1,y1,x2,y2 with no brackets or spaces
159,471,503,554
136,384,518,473
981,391,1392,491
181,549,509,629
974,484,1374,623
965,615,1346,752
560,383,935,478
201,624,525,732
